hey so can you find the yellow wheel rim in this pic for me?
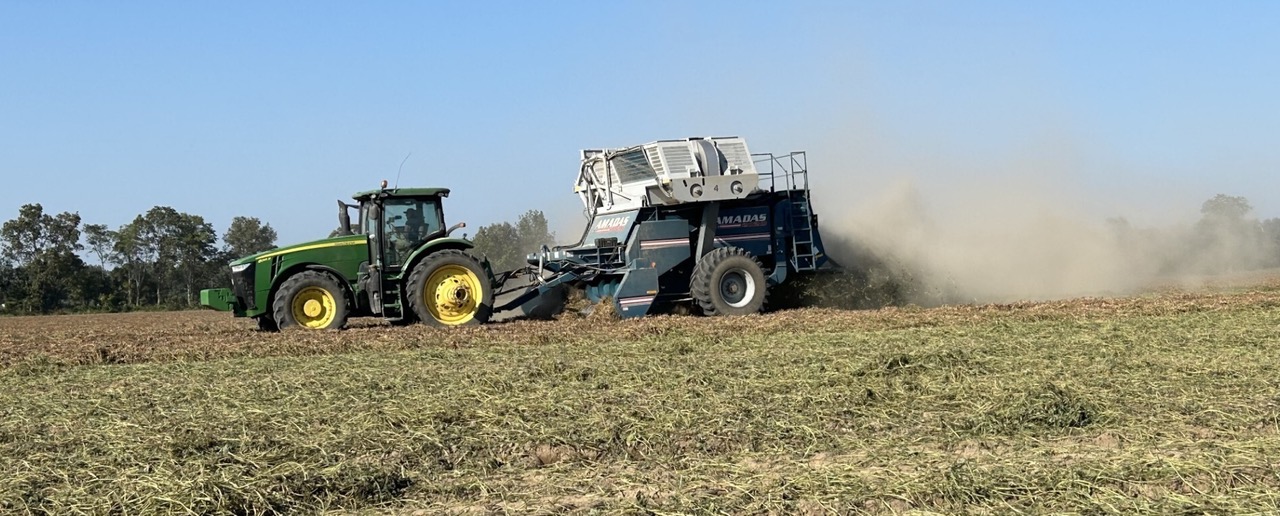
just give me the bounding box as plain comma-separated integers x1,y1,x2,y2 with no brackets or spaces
291,286,337,329
424,264,482,325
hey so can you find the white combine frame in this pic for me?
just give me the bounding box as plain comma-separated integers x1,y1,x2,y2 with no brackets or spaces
575,136,761,216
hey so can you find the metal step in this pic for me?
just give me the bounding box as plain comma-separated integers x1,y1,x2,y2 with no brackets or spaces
382,285,404,318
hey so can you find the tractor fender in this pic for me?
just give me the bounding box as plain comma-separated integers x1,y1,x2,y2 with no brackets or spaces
268,263,358,312
398,237,477,281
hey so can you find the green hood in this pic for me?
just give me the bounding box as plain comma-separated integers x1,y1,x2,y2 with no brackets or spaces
230,234,367,266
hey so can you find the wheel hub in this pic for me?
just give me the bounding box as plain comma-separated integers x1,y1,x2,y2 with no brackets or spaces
451,286,469,305
303,299,323,318
437,279,471,310
721,272,747,304
719,268,757,309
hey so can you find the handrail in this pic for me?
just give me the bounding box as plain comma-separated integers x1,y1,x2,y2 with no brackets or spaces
751,151,808,193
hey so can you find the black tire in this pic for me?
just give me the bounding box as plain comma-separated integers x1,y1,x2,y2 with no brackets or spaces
271,270,350,330
407,250,494,326
691,247,768,316
255,316,279,332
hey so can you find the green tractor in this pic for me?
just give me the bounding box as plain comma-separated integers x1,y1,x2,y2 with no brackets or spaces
200,183,495,330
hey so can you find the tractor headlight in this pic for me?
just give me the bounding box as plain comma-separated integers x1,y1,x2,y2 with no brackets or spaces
230,263,251,273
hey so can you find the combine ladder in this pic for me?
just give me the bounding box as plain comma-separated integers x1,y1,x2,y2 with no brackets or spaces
782,152,817,272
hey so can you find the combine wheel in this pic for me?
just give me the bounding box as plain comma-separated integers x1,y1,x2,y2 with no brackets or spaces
272,270,350,330
691,246,767,316
407,250,493,326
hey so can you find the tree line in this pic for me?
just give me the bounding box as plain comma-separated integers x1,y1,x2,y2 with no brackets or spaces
0,204,277,314
1107,194,1280,274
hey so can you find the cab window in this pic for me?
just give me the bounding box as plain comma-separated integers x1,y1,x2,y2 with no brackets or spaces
382,198,442,267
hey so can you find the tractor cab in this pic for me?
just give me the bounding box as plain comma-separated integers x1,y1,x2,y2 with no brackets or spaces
348,187,451,273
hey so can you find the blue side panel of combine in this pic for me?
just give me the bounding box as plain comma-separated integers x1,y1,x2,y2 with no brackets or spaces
611,218,692,318
583,209,640,247
715,205,772,257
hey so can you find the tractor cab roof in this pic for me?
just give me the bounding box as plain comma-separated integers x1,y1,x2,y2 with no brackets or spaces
352,187,450,202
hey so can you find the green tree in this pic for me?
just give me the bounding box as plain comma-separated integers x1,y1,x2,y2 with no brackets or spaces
71,264,115,310
473,210,556,272
113,218,153,307
1194,194,1265,273
136,207,218,306
112,207,218,307
515,210,555,257
473,222,522,271
1200,194,1252,221
0,262,15,311
2,204,82,264
223,216,278,257
0,204,86,313
83,223,117,266
172,213,219,306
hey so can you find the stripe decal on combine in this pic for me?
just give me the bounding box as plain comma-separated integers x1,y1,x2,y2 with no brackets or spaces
639,238,688,249
716,233,771,242
617,296,655,311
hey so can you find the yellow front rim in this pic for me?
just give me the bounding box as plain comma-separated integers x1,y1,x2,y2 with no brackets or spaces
291,286,337,329
425,265,482,325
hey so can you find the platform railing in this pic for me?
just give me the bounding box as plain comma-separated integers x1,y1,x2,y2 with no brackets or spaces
752,151,809,193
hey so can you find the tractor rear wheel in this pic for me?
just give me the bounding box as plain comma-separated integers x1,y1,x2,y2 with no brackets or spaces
691,246,767,316
407,250,493,326
271,270,350,330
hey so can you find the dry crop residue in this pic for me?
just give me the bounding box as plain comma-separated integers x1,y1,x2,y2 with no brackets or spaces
2,280,1280,513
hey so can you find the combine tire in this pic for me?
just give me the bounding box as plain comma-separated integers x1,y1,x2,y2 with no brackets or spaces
271,270,350,330
691,246,767,316
407,250,493,326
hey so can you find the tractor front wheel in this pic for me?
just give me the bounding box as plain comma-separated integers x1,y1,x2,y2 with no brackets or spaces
691,247,768,316
407,250,493,326
271,270,350,330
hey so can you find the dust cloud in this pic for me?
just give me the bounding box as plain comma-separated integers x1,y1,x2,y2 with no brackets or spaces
813,177,1279,307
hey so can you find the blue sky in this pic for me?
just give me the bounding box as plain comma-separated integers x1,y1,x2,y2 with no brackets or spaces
2,1,1278,247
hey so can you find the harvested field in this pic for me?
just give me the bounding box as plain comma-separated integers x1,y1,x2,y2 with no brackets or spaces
2,279,1280,514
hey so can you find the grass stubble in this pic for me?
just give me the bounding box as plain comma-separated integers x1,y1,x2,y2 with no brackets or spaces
1,279,1279,513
